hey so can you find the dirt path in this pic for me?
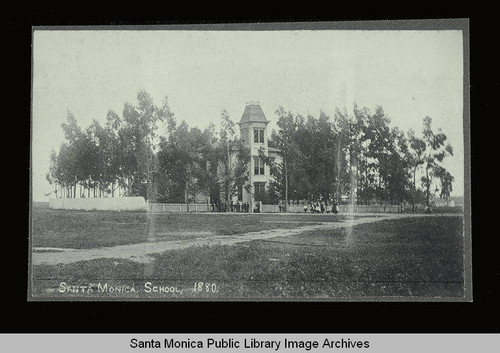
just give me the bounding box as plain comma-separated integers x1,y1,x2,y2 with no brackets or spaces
31,213,456,266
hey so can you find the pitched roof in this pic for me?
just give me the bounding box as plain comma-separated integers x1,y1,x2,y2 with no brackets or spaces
238,101,269,125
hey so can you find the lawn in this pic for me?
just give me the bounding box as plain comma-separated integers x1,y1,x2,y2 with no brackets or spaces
31,210,465,300
31,208,359,249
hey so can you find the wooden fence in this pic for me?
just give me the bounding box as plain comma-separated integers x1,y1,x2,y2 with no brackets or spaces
148,203,210,213
261,204,401,214
148,202,402,214
336,204,401,213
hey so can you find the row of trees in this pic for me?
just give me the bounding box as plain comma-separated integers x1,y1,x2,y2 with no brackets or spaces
46,90,250,205
156,109,250,206
259,105,454,210
46,90,455,209
47,90,167,200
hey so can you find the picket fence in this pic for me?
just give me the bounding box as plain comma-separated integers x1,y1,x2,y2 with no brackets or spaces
148,203,402,214
148,203,210,213
260,204,401,214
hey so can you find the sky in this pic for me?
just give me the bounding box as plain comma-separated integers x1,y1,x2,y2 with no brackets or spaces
31,29,465,202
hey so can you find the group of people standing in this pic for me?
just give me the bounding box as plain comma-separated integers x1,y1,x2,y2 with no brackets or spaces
209,199,339,214
210,200,250,213
303,201,339,214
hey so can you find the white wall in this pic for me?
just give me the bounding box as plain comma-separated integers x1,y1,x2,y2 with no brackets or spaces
49,197,147,211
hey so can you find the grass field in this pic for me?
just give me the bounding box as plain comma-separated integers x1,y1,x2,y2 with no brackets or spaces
31,208,363,249
30,206,465,300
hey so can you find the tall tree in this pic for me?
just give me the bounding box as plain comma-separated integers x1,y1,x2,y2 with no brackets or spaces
333,107,362,205
273,107,304,210
433,165,454,200
218,110,250,210
118,90,166,199
382,127,412,206
45,150,59,198
300,112,337,204
407,128,427,211
157,121,202,205
104,110,124,197
59,110,84,198
421,116,454,207
193,123,221,205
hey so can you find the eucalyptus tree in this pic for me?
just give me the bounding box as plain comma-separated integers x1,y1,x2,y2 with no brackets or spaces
421,116,454,206
258,134,285,205
81,121,103,197
407,128,427,210
47,90,170,200
85,117,126,197
119,90,166,199
382,127,412,206
157,120,196,203
433,165,454,201
299,112,338,204
273,106,306,210
218,110,251,209
362,106,394,204
45,150,59,197
59,110,84,198
103,110,124,197
333,107,363,205
45,111,89,198
193,123,222,205
351,105,372,205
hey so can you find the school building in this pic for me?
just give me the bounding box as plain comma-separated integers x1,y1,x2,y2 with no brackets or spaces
236,101,282,207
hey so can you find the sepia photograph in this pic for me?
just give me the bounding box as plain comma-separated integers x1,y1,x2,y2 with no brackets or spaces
29,20,470,301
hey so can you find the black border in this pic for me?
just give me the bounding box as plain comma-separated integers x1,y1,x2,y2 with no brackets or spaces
5,7,495,334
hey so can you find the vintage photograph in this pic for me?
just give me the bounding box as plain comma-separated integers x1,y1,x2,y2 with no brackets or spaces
29,20,470,301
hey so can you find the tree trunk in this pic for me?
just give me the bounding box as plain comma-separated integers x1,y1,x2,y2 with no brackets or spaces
350,152,357,207
425,146,433,207
226,182,231,212
412,167,417,212
425,165,430,207
185,180,189,213
284,157,288,212
335,135,343,205
226,144,231,212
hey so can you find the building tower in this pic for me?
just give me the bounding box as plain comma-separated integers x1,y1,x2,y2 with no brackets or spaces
237,101,272,211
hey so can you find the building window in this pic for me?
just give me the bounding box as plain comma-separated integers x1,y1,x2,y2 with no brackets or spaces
254,182,266,199
254,128,264,143
254,156,265,175
237,185,243,201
